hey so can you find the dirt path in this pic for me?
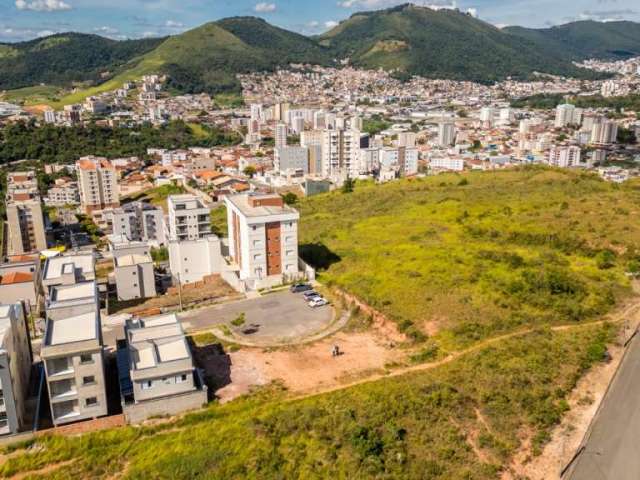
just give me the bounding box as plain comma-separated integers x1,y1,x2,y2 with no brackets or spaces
291,296,640,400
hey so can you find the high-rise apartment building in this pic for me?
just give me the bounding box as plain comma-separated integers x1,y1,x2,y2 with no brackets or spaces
0,303,32,435
321,128,362,179
76,156,119,213
437,122,456,147
275,123,288,149
547,146,582,168
555,104,583,128
5,171,47,255
590,119,619,146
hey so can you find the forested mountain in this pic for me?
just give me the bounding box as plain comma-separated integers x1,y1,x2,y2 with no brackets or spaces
3,5,640,98
0,33,165,90
318,4,601,83
505,20,640,60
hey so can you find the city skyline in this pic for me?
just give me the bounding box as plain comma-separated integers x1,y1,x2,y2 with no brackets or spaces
1,0,639,43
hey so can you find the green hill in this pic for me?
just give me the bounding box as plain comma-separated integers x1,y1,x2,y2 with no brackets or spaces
318,4,600,83
0,33,164,91
505,20,640,60
1,168,637,478
5,8,640,104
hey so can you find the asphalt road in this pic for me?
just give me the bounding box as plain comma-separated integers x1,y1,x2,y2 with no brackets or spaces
565,332,640,480
179,290,333,344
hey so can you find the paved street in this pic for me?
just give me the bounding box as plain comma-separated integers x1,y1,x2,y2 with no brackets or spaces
180,290,334,344
565,333,640,480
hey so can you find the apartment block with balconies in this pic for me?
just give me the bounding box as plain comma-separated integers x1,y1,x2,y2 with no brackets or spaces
41,309,107,426
76,156,119,214
167,195,211,241
0,303,32,436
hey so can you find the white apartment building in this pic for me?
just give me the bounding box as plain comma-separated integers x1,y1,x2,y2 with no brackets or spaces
0,303,32,436
167,195,211,241
555,104,583,128
168,235,222,284
76,156,119,213
275,123,288,149
104,202,165,245
225,194,299,285
321,128,361,179
547,146,582,168
430,157,465,171
437,122,456,147
590,119,618,146
44,181,80,207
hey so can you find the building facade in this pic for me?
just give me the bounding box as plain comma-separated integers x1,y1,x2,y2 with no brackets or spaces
167,195,211,241
76,156,119,213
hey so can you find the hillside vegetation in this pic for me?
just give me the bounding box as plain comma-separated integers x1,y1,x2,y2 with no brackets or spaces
298,168,639,345
1,168,637,478
0,33,164,91
318,4,600,83
0,325,615,478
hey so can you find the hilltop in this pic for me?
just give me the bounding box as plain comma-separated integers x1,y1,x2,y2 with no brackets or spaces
318,4,599,83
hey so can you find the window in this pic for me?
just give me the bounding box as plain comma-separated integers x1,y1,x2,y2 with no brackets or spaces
141,381,153,390
176,374,188,384
80,354,93,365
83,376,95,385
252,225,257,231
85,397,98,407
132,271,137,275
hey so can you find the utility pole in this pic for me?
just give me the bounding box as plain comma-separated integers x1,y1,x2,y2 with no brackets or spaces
177,272,183,312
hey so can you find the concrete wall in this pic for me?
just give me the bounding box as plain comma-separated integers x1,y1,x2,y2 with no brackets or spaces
123,387,207,424
168,237,222,284
115,262,156,301
0,283,37,311
132,369,195,403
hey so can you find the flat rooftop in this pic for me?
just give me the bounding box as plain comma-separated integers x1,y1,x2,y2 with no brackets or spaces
50,281,96,302
225,193,299,219
46,311,97,346
127,314,192,370
44,254,95,280
115,254,152,267
168,194,208,211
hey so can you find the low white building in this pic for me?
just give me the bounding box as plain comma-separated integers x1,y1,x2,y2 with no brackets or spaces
168,236,223,284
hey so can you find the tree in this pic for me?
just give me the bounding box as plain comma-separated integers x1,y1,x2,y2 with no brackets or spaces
243,165,257,178
617,127,637,145
282,192,298,205
342,177,356,194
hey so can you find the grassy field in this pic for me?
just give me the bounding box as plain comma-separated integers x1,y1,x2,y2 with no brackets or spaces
298,168,639,346
0,324,613,478
1,167,637,478
0,85,63,106
122,183,186,212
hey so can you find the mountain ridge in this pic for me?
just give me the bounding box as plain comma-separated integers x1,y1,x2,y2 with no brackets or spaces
2,5,639,102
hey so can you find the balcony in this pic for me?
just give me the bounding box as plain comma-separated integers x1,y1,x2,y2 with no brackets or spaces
47,358,74,377
50,379,77,402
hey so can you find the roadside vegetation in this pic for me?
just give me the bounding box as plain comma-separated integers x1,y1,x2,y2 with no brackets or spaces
0,325,613,478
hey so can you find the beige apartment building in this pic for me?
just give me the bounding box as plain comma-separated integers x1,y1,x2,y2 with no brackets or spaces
76,156,119,213
0,303,32,435
5,171,47,256
41,307,107,426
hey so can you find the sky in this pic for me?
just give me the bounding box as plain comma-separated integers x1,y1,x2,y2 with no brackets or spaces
0,0,639,43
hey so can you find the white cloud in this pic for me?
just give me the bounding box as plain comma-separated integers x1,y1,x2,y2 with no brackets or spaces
15,0,72,12
324,20,339,28
254,2,276,13
165,20,184,28
94,25,118,35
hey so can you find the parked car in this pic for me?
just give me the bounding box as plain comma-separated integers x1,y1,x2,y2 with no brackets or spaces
303,290,321,300
308,298,329,308
290,283,312,293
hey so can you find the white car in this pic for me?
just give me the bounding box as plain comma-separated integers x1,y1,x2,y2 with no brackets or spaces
308,297,329,308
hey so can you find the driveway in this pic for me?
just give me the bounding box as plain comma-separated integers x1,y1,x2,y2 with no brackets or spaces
180,290,334,344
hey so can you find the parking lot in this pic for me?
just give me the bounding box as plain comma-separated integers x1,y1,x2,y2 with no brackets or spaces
180,289,334,345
